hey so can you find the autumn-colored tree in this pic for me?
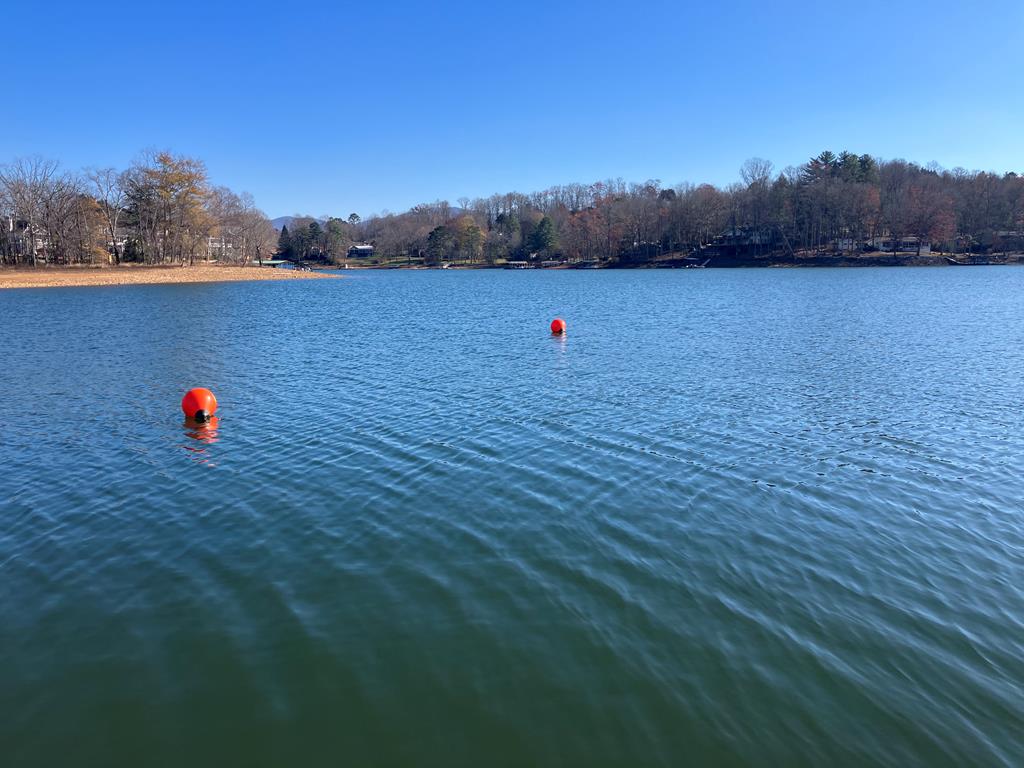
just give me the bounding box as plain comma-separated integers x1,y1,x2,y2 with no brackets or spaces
452,215,483,263
5,147,1024,268
906,185,956,255
122,151,211,264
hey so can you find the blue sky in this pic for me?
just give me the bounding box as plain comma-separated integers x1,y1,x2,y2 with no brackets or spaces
7,0,1022,218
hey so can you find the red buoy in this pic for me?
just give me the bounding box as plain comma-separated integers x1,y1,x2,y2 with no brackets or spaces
181,388,218,422
550,317,566,335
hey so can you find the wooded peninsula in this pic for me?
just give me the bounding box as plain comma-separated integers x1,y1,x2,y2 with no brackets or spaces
2,150,1022,270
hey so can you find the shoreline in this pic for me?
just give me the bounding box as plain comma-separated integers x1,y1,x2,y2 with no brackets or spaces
322,253,1024,270
5,256,1022,287
0,265,343,290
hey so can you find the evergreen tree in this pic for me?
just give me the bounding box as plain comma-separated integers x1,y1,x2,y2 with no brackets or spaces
857,154,879,184
837,151,861,182
277,224,292,258
308,221,323,260
426,225,454,264
529,216,556,255
802,151,838,184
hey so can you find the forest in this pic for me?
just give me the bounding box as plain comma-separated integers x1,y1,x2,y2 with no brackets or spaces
279,152,1024,266
3,150,1023,268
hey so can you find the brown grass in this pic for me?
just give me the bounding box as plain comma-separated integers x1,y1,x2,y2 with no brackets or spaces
0,264,342,290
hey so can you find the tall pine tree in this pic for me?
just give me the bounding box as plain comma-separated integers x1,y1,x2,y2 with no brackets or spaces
529,216,556,256
277,224,292,259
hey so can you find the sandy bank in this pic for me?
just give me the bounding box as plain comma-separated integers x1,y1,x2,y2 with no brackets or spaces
0,265,342,290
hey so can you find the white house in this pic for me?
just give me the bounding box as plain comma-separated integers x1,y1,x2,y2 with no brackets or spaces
868,236,930,254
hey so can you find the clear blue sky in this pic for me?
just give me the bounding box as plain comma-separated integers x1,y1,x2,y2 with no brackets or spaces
7,0,1022,218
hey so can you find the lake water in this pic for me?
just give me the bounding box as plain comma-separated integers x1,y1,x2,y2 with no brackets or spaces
2,268,1024,766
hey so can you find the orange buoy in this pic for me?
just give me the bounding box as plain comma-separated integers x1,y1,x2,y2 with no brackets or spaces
181,387,217,423
550,317,566,335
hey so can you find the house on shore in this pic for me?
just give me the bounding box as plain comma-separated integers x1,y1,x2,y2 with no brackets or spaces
347,244,374,258
699,227,777,261
206,235,235,260
868,236,930,254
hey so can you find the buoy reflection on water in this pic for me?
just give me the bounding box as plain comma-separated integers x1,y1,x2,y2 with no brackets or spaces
182,416,220,465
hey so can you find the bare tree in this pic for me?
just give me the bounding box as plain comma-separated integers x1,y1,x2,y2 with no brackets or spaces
85,167,126,264
0,157,61,266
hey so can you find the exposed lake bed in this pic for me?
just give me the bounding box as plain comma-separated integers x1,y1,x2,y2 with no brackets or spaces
0,264,339,290
2,268,1023,765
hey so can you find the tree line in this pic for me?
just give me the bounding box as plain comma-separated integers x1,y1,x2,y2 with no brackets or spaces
275,213,362,262
0,151,277,267
5,149,1022,268
334,152,1023,265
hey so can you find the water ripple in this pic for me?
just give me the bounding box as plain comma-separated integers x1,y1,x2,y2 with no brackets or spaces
3,269,1024,765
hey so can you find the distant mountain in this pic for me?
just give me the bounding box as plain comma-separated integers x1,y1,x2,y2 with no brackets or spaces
272,209,468,230
272,215,336,230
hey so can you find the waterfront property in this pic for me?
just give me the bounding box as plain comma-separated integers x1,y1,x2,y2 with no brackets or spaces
868,235,931,254
347,243,375,258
